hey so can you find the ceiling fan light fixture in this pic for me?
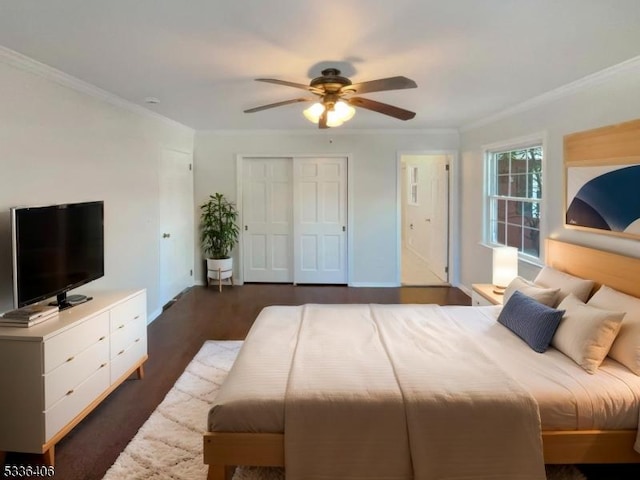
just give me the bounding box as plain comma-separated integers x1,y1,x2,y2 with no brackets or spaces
303,100,355,127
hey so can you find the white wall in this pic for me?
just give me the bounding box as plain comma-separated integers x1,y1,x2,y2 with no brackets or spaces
0,55,194,319
459,60,640,289
194,130,459,286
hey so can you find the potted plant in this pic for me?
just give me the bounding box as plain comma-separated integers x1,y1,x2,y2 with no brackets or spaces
200,193,239,289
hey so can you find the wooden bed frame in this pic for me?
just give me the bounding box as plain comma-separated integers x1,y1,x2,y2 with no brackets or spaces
203,239,640,479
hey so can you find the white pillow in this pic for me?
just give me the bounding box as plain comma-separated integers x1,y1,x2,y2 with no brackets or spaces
503,276,559,307
534,266,594,305
588,285,640,375
552,294,625,374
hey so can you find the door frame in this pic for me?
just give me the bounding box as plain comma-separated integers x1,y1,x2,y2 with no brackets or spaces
396,150,460,287
236,153,354,285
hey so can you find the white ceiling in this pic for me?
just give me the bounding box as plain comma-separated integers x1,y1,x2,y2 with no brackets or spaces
1,0,639,131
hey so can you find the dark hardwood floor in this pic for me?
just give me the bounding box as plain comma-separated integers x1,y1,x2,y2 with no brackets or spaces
3,284,638,479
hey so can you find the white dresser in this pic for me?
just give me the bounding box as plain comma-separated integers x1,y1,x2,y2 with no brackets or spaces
0,290,148,464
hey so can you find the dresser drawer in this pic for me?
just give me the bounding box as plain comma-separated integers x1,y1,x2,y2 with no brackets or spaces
109,293,146,333
43,312,110,373
44,337,109,410
110,317,146,359
472,291,492,306
110,335,146,384
44,364,110,441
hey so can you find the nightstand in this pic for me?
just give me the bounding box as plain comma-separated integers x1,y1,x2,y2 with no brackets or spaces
471,283,504,306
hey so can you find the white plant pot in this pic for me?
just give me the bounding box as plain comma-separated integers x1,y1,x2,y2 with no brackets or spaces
206,257,233,280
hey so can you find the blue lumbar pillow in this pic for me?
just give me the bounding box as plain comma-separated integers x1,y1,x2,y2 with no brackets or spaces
498,290,565,353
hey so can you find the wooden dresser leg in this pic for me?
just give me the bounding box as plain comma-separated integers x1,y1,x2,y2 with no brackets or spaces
207,465,227,480
43,445,55,466
136,363,145,380
225,465,236,479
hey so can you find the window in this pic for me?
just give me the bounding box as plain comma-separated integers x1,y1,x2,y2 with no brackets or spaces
408,166,419,205
486,143,542,259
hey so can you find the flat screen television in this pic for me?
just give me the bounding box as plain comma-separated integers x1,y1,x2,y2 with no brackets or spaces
11,201,104,309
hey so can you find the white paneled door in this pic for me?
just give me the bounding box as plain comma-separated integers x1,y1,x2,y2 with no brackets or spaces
242,156,348,285
293,157,348,284
427,156,450,281
242,158,293,282
159,149,194,307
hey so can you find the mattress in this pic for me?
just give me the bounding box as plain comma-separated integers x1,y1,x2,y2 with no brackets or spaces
209,303,640,434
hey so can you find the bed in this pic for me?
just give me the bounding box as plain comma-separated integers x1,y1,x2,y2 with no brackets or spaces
203,239,640,479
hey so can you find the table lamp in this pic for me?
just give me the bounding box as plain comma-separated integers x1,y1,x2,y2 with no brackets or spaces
492,246,518,294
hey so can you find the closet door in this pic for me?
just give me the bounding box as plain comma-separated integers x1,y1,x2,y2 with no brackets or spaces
293,157,348,284
159,149,194,306
242,158,293,282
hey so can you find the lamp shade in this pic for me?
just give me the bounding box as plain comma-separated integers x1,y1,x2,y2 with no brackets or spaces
492,246,518,290
333,101,355,121
303,102,325,122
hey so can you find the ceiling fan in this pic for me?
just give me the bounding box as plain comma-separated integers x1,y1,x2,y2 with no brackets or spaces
244,68,418,128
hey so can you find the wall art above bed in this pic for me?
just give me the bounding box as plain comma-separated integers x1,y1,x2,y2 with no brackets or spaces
564,118,640,239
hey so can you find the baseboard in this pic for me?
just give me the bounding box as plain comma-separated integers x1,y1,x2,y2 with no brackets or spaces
348,282,400,288
193,279,244,287
147,308,163,324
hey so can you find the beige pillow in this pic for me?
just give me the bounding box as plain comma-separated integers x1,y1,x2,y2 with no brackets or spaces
534,266,595,305
503,276,559,307
552,294,625,374
588,285,640,375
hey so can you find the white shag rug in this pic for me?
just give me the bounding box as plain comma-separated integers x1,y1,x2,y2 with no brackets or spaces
103,340,585,480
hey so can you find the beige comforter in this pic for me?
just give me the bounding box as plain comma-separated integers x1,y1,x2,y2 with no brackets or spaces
211,304,546,480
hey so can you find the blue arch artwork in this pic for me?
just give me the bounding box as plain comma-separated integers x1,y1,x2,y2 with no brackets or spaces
566,165,640,233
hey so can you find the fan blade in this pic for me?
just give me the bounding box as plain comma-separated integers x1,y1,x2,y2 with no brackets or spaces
344,76,417,95
319,110,328,129
244,98,312,113
255,78,312,91
348,97,416,121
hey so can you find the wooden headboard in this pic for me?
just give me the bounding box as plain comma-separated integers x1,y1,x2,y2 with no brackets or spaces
546,239,640,298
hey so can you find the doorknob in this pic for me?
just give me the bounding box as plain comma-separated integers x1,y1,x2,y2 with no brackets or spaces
162,233,171,238
409,223,414,229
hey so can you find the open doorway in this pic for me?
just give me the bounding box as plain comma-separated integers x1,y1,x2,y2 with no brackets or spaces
400,153,451,285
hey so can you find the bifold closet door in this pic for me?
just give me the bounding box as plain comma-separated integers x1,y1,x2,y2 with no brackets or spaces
242,158,293,283
293,157,348,284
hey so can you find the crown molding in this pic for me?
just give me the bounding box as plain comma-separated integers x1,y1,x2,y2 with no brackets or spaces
200,127,459,136
460,55,640,132
0,45,193,133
